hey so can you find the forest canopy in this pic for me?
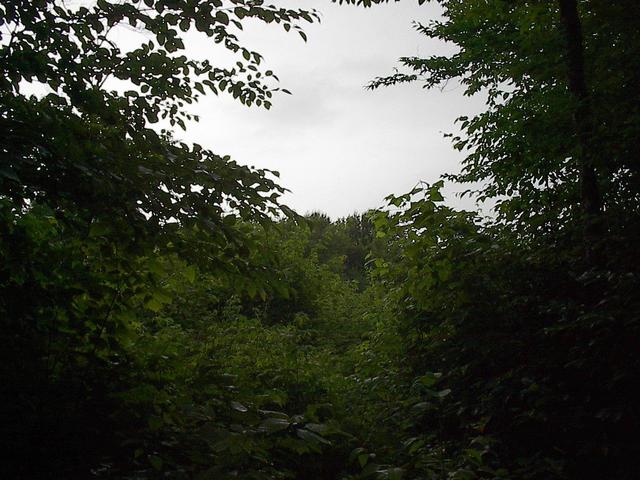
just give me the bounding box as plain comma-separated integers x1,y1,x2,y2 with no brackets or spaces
1,1,639,479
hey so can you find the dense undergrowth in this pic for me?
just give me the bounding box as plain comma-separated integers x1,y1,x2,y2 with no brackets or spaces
3,0,640,478
4,204,639,479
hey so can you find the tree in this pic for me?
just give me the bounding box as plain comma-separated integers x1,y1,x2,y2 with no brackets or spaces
557,0,600,218
1,0,316,246
358,0,640,236
341,2,640,478
0,1,317,476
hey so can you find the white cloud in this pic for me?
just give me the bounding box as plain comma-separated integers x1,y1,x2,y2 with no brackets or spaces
177,1,486,217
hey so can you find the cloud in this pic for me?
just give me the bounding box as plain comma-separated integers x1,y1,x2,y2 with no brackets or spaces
177,1,486,218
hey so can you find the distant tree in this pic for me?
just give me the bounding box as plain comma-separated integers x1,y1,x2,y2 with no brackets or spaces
303,212,377,286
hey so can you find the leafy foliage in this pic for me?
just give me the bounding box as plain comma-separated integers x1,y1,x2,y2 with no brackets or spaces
0,0,320,476
366,0,640,228
1,0,317,230
365,183,640,479
2,1,640,480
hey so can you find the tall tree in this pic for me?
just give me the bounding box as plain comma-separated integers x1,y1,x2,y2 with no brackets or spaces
0,1,316,476
558,0,601,221
350,0,640,234
349,2,640,478
1,0,315,243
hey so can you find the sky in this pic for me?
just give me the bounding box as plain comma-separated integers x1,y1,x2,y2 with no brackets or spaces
123,1,487,219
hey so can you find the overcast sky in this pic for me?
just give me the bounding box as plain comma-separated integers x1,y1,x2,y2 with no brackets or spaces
121,1,486,218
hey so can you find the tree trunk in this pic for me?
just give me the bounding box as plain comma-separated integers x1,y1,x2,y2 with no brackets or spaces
557,0,602,225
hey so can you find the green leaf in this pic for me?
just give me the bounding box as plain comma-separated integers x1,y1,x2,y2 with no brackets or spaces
415,372,442,388
145,290,172,312
305,423,329,434
184,265,196,283
436,388,452,398
259,417,290,433
296,428,331,445
451,469,476,480
230,401,248,413
388,468,405,480
216,11,229,25
89,222,110,237
349,447,365,463
149,455,163,471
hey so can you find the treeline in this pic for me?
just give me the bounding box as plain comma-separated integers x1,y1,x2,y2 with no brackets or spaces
2,0,640,479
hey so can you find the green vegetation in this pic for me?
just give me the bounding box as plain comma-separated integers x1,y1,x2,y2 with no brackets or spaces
2,1,639,479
